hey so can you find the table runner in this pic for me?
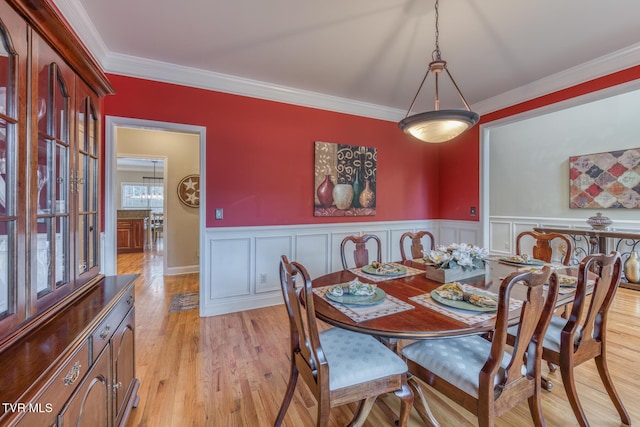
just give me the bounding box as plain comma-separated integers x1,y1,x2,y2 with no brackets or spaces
349,262,424,283
409,289,523,326
313,285,414,323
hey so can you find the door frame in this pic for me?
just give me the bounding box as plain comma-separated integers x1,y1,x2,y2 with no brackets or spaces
103,116,206,277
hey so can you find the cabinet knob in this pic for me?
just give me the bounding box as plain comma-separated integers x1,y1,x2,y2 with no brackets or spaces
113,382,123,391
63,361,82,386
99,325,111,339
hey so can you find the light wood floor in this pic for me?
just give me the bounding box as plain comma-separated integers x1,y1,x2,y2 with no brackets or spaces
119,250,640,427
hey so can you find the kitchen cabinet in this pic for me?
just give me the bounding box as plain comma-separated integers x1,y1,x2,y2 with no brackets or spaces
117,218,146,253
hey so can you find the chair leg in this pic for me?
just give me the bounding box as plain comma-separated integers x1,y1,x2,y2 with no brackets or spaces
347,396,376,427
274,364,298,427
559,364,589,427
527,381,547,427
394,382,414,427
594,353,631,425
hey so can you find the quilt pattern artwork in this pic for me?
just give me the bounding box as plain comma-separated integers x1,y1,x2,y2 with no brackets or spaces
569,148,640,209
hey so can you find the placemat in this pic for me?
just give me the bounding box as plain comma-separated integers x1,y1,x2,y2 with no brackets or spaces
349,262,424,282
409,290,523,326
313,285,414,323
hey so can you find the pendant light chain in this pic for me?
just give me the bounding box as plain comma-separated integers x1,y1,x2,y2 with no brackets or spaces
433,0,441,61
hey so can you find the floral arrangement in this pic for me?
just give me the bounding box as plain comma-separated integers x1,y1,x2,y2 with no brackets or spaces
424,243,488,271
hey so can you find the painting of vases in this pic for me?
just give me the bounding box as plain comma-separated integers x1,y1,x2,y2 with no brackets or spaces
314,141,377,217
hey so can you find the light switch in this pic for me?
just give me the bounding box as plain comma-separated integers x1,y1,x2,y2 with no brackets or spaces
215,208,223,220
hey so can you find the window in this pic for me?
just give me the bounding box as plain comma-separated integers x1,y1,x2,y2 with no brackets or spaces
121,182,163,212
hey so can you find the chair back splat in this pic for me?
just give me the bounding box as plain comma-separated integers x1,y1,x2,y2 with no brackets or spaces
340,234,382,269
516,230,572,265
400,231,435,261
275,255,413,427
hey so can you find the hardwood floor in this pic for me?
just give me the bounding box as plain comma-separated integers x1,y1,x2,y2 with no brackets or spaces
120,250,640,426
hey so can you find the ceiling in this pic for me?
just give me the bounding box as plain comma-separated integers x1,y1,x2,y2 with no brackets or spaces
55,0,640,120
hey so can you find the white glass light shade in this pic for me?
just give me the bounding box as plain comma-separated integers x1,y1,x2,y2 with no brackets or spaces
399,109,480,143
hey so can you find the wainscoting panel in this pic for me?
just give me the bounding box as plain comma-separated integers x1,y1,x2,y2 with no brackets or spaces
209,237,252,299
295,233,330,281
255,235,293,293
439,221,482,248
201,220,456,317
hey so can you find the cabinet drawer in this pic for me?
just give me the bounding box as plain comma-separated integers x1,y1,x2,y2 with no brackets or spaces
16,340,90,426
91,288,135,360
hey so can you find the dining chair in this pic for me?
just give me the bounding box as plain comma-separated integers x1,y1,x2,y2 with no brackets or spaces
402,266,559,427
516,230,573,265
151,212,164,246
399,230,435,261
275,255,413,427
530,252,630,426
340,234,382,269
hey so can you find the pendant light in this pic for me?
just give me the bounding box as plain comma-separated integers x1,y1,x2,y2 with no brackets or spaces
398,0,479,143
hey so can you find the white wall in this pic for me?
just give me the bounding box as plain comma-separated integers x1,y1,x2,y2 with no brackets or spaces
488,88,640,221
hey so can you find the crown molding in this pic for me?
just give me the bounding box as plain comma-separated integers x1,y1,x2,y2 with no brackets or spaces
102,52,406,122
51,0,110,67
52,0,640,121
473,42,640,116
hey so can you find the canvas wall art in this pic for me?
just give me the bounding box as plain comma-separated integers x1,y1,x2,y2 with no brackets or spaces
569,147,640,209
314,141,377,216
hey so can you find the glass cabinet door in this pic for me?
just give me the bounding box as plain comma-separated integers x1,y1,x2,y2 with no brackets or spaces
0,20,15,320
75,85,100,287
0,6,27,334
32,46,72,310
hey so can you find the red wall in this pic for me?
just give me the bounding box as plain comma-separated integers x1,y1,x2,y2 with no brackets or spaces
103,74,441,227
438,65,640,220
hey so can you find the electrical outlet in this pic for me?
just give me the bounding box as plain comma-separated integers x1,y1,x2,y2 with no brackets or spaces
504,242,510,249
470,206,477,216
215,208,223,220
260,273,267,284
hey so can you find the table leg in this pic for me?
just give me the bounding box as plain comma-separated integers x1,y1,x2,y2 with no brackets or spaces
408,376,440,427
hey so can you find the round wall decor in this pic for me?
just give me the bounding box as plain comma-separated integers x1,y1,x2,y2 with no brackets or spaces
177,174,200,208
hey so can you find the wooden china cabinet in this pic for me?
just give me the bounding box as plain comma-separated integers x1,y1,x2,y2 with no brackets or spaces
0,1,139,426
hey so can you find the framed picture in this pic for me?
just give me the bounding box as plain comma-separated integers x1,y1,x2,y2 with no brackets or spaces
569,148,640,209
314,141,377,217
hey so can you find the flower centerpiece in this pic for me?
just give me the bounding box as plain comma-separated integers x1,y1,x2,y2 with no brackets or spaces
424,243,488,283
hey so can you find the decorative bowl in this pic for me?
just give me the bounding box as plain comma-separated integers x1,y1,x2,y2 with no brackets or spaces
586,212,612,230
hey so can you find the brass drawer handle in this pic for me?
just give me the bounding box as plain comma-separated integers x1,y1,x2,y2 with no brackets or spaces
63,362,81,386
99,325,111,340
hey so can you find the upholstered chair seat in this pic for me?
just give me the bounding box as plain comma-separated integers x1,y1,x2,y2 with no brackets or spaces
402,335,512,398
320,327,408,390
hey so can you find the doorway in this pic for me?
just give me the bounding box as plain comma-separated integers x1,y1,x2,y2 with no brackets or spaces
104,117,206,282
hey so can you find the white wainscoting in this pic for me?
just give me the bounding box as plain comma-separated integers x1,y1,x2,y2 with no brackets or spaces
489,215,640,259
200,219,482,317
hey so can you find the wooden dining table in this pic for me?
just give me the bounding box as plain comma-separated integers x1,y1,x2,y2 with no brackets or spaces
311,258,579,340
311,258,581,424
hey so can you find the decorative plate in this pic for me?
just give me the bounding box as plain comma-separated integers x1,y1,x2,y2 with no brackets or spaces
430,289,497,312
558,274,578,287
326,288,386,305
361,263,406,277
177,174,200,208
498,256,545,266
